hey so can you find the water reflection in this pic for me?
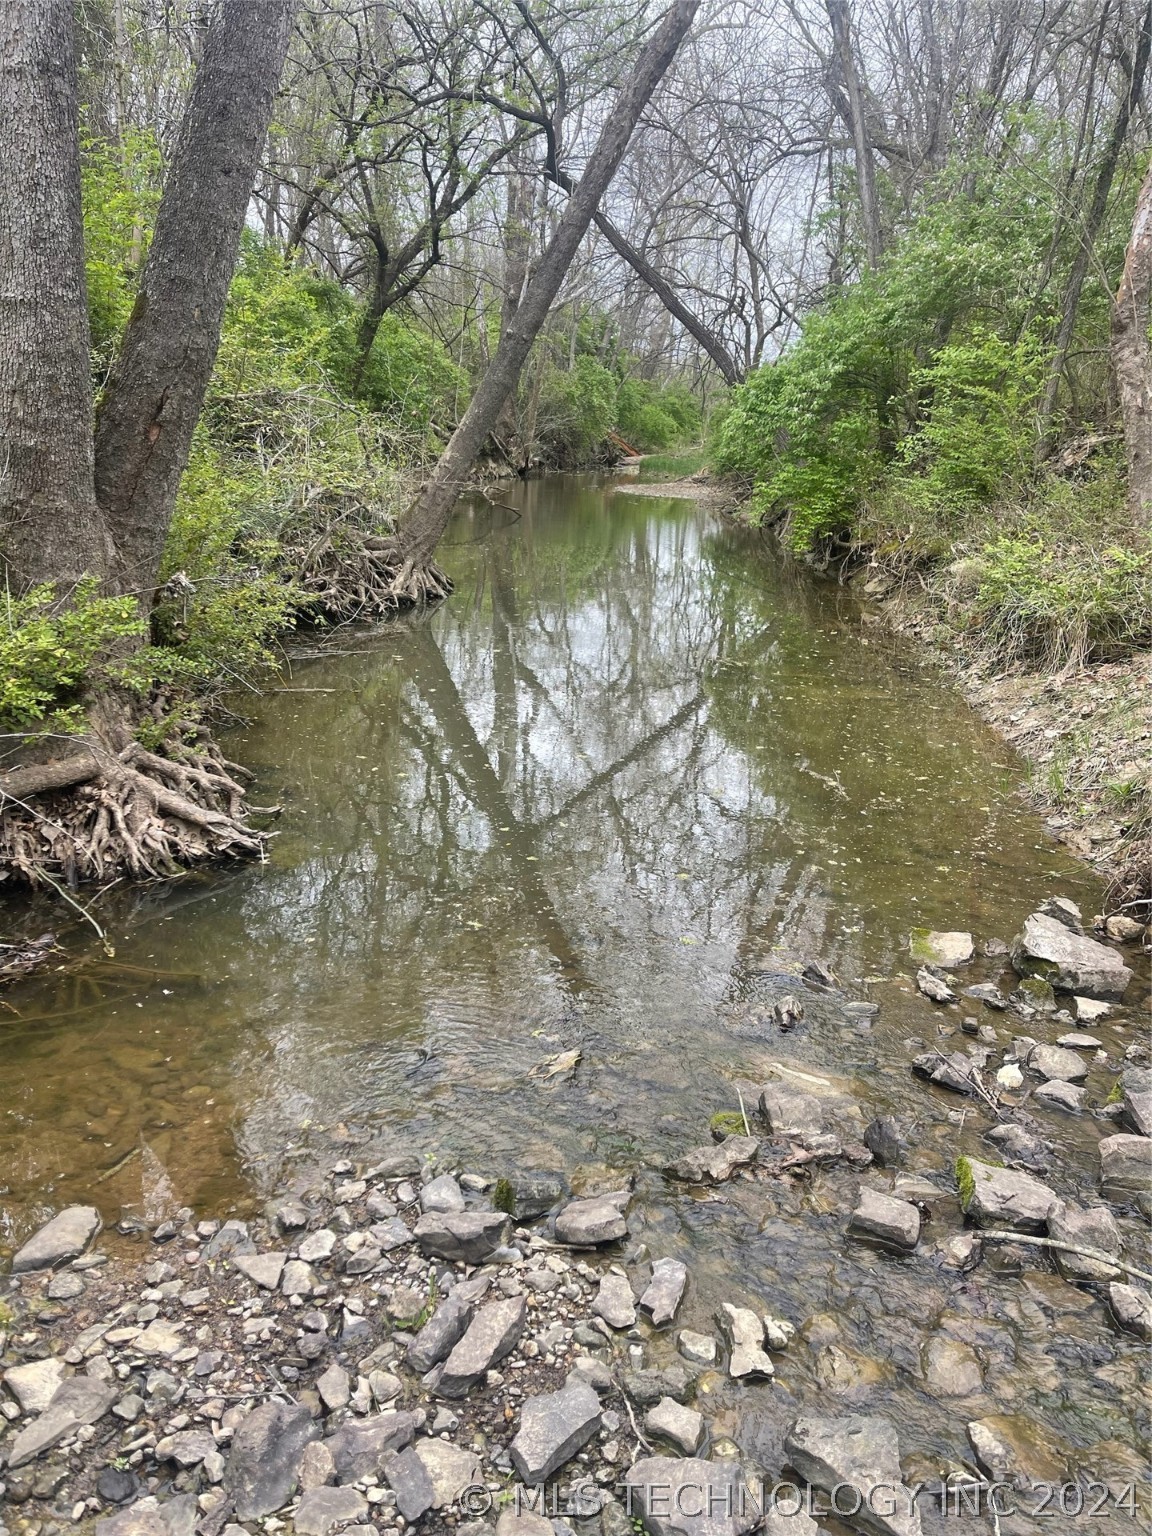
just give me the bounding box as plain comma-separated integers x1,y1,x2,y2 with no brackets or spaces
1,478,1104,1233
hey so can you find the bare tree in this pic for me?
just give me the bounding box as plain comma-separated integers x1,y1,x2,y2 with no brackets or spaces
379,0,702,603
1114,153,1152,527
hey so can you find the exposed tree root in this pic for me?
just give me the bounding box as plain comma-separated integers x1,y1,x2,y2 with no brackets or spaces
0,723,274,888
292,530,453,623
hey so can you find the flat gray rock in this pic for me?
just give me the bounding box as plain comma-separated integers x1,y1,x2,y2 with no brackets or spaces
554,1193,629,1246
155,1428,215,1466
624,1456,760,1536
1074,995,1112,1022
639,1257,688,1327
2,1356,65,1414
438,1295,526,1398
232,1251,286,1291
1011,913,1132,999
848,1188,920,1250
644,1396,702,1454
281,1258,315,1296
1033,1078,1085,1112
95,1495,196,1536
916,968,956,1003
293,1486,369,1536
317,1362,351,1411
7,1375,119,1468
298,1229,337,1263
785,1415,922,1536
1027,1043,1088,1082
592,1270,637,1329
760,1084,824,1139
12,1205,101,1272
383,1446,435,1521
510,1382,602,1482
1108,1282,1152,1340
420,1173,466,1214
224,1399,320,1518
665,1136,758,1183
1099,1133,1152,1197
414,1210,510,1264
412,1438,482,1507
922,1336,982,1397
324,1410,417,1483
958,1158,1058,1231
1121,1067,1152,1137
677,1330,717,1366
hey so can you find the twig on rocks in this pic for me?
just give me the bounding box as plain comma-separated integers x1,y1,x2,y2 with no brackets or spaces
979,1230,1152,1285
621,1389,653,1457
736,1088,751,1138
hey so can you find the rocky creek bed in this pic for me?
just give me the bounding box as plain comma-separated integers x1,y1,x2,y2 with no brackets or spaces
1,897,1149,1536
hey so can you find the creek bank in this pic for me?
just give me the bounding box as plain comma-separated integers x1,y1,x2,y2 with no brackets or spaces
1,899,1149,1536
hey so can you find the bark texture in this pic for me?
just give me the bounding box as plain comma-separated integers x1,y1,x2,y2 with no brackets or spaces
0,0,112,592
94,0,295,598
385,0,701,599
826,0,883,270
1113,154,1152,529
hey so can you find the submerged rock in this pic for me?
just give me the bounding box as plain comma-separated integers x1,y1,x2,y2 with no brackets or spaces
624,1456,760,1536
784,1415,922,1536
1011,912,1132,999
909,930,974,967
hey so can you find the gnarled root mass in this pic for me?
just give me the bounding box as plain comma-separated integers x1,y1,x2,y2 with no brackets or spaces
1,728,273,887
293,531,453,622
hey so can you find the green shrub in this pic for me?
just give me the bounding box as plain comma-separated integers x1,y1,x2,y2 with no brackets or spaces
0,581,144,731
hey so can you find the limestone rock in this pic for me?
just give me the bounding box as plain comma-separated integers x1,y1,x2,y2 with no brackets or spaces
414,1211,510,1264
6,1375,118,1468
718,1304,773,1380
298,1229,337,1264
624,1457,760,1536
1099,1133,1152,1197
759,1084,824,1139
644,1396,702,1455
412,1438,482,1507
1027,1044,1088,1082
1038,896,1083,933
1033,1079,1085,1112
281,1259,316,1296
293,1486,369,1536
420,1174,466,1214
665,1137,758,1184
1047,1202,1123,1282
324,1411,417,1483
2,1357,66,1415
224,1399,320,1518
232,1252,286,1291
965,1415,1066,1488
11,1206,101,1273
677,1330,717,1366
1108,1282,1152,1340
1074,995,1112,1023
848,1189,920,1250
1011,913,1132,1000
639,1257,688,1327
554,1193,629,1246
317,1362,351,1412
916,968,956,1004
407,1278,490,1374
438,1296,526,1398
592,1271,637,1329
94,1496,196,1536
383,1446,435,1522
156,1428,215,1467
784,1415,922,1536
1120,1067,1152,1137
909,930,974,967
298,1440,337,1493
510,1383,602,1482
957,1158,1058,1231
922,1337,982,1397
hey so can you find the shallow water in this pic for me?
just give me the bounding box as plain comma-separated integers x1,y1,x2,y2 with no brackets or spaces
2,476,1147,1501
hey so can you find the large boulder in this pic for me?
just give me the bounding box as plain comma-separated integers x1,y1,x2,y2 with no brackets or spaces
1011,913,1132,999
784,1415,922,1536
224,1400,320,1518
11,1206,101,1272
956,1157,1058,1232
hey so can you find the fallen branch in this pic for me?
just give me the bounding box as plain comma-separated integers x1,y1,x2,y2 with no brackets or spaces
979,1229,1152,1285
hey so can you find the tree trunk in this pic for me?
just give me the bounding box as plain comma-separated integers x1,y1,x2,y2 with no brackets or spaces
825,0,883,270
384,0,701,601
0,0,112,593
1038,0,1152,449
1113,154,1152,528
94,0,295,600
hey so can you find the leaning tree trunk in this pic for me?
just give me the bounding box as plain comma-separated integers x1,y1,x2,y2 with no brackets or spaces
1113,154,1152,529
0,0,112,593
381,0,701,602
94,0,295,600
826,0,883,271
